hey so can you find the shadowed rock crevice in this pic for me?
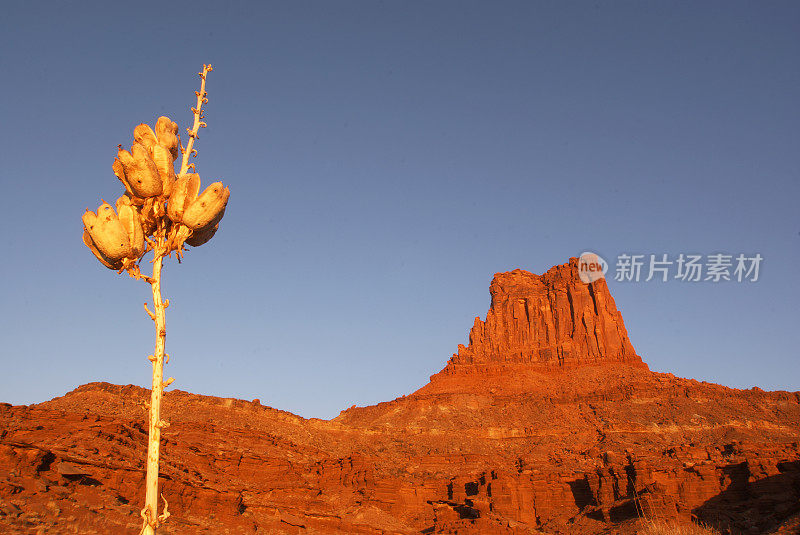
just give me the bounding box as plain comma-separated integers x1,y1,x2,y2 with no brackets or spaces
694,459,800,533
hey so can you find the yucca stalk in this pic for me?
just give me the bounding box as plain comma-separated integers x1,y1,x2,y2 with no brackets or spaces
141,215,169,535
80,65,229,534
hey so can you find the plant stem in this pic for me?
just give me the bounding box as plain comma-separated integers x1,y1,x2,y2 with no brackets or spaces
140,65,212,532
142,235,167,534
180,64,213,175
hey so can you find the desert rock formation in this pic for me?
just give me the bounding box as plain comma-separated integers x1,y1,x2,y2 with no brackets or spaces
1,259,798,534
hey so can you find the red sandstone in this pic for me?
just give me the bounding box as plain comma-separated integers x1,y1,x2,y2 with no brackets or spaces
1,259,798,534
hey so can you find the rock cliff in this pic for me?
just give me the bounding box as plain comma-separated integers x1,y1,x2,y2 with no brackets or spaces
1,260,799,534
455,260,641,367
421,259,646,395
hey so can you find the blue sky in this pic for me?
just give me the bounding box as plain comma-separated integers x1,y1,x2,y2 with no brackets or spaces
1,1,798,419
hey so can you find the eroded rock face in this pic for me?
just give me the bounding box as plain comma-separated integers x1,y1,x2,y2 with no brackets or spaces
1,260,799,534
444,259,642,367
421,259,645,396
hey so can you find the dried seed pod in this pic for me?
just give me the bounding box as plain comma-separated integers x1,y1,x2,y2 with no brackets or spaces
116,188,145,209
139,197,158,236
151,145,175,197
186,223,219,247
133,124,158,154
118,143,163,198
116,199,145,258
168,224,193,251
115,194,133,210
182,182,230,230
155,116,180,160
83,230,122,270
112,158,135,198
82,202,132,261
167,173,200,223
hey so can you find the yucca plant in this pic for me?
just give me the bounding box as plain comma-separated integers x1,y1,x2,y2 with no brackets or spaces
80,65,229,534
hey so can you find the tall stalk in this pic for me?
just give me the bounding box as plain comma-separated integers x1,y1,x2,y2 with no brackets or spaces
141,220,170,535
80,64,228,535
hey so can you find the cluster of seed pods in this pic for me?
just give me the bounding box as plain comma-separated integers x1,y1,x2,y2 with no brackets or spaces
81,116,230,270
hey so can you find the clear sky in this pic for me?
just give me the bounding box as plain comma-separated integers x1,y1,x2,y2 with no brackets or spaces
1,1,798,419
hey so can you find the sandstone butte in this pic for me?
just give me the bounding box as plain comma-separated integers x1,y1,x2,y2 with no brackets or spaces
1,258,799,534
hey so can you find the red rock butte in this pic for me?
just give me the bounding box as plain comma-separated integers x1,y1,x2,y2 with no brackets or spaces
420,259,646,396
1,259,799,534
